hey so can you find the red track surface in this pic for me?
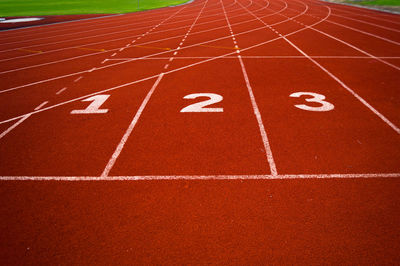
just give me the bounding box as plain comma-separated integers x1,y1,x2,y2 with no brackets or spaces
0,0,399,263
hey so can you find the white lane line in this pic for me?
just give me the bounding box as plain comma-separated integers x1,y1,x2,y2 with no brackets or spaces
164,64,170,69
74,76,82,82
240,0,400,134
221,0,277,175
111,53,117,57
34,101,48,111
56,87,67,95
0,115,31,140
0,173,399,181
101,73,165,177
0,101,48,139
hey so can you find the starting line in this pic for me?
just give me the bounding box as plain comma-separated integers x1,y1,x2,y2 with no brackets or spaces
1,173,400,181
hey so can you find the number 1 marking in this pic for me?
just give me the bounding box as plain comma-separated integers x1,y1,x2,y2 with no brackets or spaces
290,92,334,112
71,94,110,114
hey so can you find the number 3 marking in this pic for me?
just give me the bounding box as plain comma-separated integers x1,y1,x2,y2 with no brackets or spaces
71,94,110,114
180,93,223,113
289,92,334,112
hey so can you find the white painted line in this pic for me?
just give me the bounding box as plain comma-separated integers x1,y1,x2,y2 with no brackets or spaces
169,57,174,62
101,73,165,177
238,55,277,174
0,101,48,139
221,0,277,175
1,173,399,181
111,53,117,57
0,115,31,140
174,51,178,55
101,59,108,64
164,64,170,69
74,76,82,82
56,87,67,95
88,67,96,72
34,101,48,111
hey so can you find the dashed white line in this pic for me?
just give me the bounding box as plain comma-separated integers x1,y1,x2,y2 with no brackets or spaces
34,101,48,111
56,87,67,95
0,101,49,140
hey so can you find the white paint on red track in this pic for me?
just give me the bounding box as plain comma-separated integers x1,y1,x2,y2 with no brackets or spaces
0,173,399,181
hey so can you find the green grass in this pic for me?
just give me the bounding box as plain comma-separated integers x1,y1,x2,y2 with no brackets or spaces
0,0,191,17
345,0,400,5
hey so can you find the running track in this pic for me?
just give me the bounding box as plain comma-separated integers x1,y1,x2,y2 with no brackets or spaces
0,0,399,263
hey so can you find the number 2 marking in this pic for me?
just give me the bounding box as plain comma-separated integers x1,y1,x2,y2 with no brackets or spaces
180,93,223,113
289,92,334,112
71,94,110,114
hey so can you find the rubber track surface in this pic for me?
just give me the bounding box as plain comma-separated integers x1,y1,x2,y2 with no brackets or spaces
0,0,399,263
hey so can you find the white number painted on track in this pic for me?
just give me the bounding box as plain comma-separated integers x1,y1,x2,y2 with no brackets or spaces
289,92,334,112
71,94,110,114
180,93,223,113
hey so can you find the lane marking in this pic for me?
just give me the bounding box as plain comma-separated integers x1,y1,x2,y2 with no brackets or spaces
221,0,277,176
0,101,49,140
56,87,67,95
74,76,82,82
1,173,399,181
101,73,165,177
0,115,31,140
17,48,42,54
34,101,48,111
